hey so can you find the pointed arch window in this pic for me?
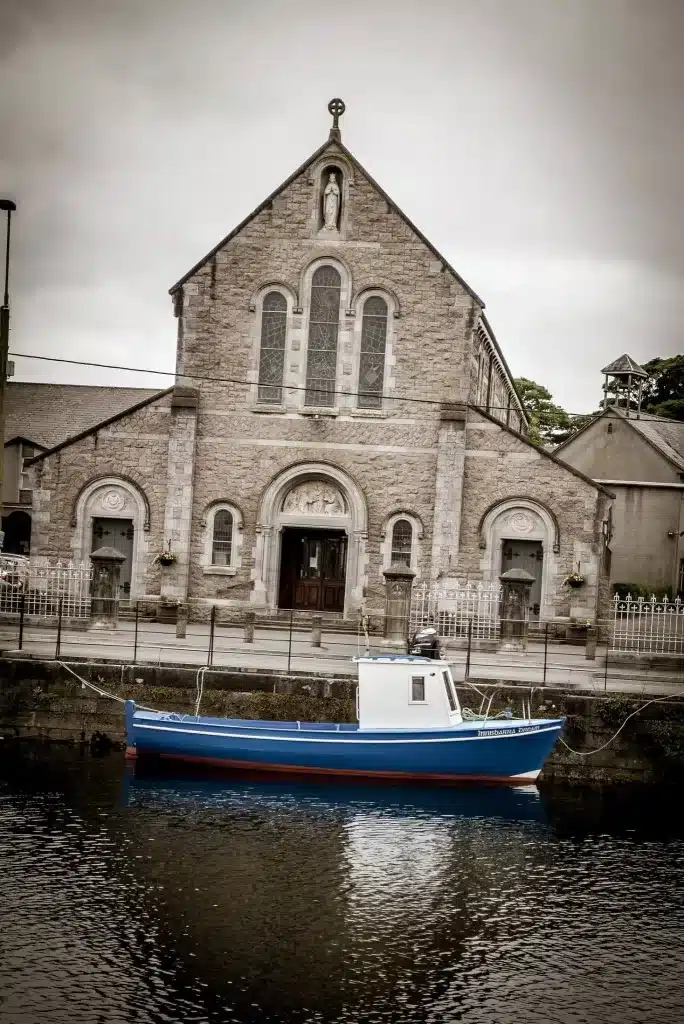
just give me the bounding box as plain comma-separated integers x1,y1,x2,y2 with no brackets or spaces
358,296,388,409
305,266,341,407
391,518,413,567
257,291,287,404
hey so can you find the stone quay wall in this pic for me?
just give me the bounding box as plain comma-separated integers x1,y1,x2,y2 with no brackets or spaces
1,658,683,785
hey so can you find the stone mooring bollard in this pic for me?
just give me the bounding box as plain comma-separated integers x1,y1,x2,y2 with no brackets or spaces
311,615,322,647
585,626,597,660
175,603,188,639
244,611,255,644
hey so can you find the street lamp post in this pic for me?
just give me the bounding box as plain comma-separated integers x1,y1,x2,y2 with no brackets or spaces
0,198,17,549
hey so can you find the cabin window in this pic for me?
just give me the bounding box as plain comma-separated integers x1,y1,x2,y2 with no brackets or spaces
410,676,426,702
442,670,457,713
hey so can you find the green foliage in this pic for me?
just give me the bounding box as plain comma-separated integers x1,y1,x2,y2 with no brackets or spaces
514,377,574,446
641,355,684,420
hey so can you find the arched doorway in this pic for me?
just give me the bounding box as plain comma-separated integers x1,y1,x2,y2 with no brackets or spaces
1,510,31,555
72,477,150,600
253,464,368,617
479,498,560,620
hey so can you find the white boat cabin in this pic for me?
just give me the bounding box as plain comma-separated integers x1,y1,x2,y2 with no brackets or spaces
355,656,463,730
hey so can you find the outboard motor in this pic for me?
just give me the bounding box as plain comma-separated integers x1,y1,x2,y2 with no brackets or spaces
409,625,442,660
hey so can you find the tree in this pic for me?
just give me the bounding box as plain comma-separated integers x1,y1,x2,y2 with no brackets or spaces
641,355,684,421
514,378,574,447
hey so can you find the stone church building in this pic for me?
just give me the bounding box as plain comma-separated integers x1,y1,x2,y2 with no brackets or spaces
27,101,613,625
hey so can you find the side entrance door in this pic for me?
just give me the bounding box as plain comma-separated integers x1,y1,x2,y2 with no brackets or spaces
278,529,347,613
92,518,134,596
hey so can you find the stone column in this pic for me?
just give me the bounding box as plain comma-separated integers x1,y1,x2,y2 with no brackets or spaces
160,386,198,611
429,405,467,580
90,545,126,629
498,567,535,652
383,562,416,646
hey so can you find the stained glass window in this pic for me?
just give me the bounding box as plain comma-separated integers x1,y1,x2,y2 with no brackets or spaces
358,296,388,409
257,291,287,404
305,266,341,407
391,518,413,567
212,510,233,566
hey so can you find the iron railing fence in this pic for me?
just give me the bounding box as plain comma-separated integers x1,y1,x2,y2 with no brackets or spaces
410,580,502,643
610,594,684,656
0,557,93,619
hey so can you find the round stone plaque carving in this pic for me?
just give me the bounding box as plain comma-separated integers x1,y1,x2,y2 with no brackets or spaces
101,489,126,513
509,511,535,534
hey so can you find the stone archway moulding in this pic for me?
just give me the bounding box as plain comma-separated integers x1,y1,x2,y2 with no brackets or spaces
70,474,151,531
478,497,560,553
252,462,368,616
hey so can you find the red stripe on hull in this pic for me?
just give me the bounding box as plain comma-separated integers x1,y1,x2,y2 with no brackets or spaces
125,746,138,760
145,751,537,786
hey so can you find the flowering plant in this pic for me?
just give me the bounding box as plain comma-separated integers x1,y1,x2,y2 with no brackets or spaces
155,549,176,566
564,572,585,588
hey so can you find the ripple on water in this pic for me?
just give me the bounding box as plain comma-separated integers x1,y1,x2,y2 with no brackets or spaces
0,755,683,1024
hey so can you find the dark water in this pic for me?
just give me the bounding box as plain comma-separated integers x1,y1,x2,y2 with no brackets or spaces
1,748,683,1024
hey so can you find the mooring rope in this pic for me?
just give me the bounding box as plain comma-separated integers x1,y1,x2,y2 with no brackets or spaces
557,689,684,757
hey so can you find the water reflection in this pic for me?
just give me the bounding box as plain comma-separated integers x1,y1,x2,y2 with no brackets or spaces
1,748,683,1024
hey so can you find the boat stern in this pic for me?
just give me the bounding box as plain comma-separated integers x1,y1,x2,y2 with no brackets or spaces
124,700,137,760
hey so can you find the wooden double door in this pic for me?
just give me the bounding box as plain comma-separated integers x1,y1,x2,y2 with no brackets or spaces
278,528,347,613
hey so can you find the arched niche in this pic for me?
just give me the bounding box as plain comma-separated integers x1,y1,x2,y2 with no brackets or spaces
71,476,151,599
478,497,561,620
252,462,368,616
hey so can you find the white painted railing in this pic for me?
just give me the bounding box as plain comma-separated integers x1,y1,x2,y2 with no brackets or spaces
0,557,93,619
611,594,684,656
410,580,501,642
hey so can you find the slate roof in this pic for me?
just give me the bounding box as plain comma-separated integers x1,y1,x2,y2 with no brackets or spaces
600,353,648,377
628,411,684,472
555,406,684,474
3,383,161,451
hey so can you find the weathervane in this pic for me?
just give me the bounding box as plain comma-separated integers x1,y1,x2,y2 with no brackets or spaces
328,98,345,139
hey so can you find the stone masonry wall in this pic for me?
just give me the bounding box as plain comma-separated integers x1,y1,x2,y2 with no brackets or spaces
30,395,171,596
459,409,612,619
176,139,482,607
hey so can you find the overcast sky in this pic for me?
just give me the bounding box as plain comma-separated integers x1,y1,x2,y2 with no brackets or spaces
1,0,683,413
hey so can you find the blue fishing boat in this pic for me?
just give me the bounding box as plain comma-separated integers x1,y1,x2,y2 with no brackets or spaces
124,656,565,785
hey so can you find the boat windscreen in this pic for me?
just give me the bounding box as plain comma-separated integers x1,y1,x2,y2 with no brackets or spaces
442,670,458,713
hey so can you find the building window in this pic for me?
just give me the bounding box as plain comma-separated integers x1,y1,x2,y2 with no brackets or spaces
211,510,233,566
305,265,341,407
358,296,388,409
391,518,413,566
411,676,426,702
203,503,243,574
257,291,287,404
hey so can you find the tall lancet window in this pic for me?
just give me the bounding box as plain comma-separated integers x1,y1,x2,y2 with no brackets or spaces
257,291,287,403
358,296,388,409
305,266,341,407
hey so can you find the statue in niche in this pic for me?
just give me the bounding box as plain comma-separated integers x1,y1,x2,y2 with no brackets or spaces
322,172,341,230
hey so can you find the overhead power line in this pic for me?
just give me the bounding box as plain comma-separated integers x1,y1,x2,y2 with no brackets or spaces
8,350,598,417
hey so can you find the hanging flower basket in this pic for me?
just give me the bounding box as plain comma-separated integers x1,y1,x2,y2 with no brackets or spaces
564,572,586,589
155,551,177,567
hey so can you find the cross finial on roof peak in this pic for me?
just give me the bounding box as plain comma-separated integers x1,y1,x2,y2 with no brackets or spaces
328,97,345,140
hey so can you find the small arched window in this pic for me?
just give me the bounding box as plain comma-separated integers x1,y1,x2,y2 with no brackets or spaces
257,291,287,404
391,518,413,567
358,296,388,409
305,266,341,407
212,509,233,566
